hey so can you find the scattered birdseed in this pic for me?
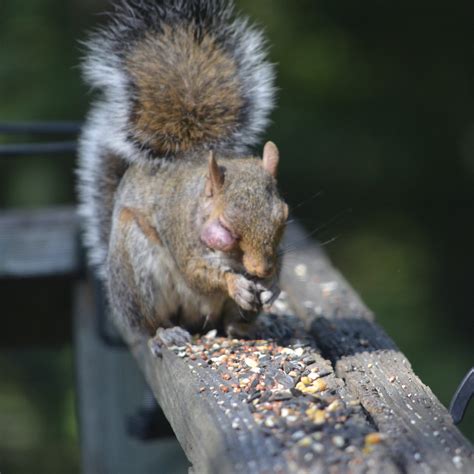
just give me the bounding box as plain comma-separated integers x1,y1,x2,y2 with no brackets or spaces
204,329,218,339
286,415,298,424
163,313,398,469
291,430,305,441
365,433,383,446
303,379,328,394
313,432,323,441
294,347,305,357
306,407,326,425
265,416,276,428
452,456,463,468
320,281,338,294
318,368,332,377
294,264,308,279
312,443,324,454
332,436,345,448
245,357,259,368
327,400,342,412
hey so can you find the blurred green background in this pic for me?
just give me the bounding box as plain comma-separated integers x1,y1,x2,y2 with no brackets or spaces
1,0,473,472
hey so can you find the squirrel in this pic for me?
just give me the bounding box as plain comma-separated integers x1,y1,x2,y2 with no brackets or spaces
77,0,288,345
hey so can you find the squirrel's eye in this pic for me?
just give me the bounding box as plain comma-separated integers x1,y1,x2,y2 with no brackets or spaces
218,217,238,236
200,219,238,252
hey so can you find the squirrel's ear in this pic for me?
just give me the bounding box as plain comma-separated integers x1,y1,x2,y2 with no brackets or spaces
207,151,224,196
262,141,279,178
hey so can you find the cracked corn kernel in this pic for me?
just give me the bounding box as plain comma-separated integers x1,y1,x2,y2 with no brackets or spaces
365,433,383,445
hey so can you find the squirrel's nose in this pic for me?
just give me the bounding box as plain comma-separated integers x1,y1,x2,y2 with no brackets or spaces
254,266,274,279
243,255,274,279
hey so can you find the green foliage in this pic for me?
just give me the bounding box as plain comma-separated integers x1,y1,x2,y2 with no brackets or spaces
0,349,79,472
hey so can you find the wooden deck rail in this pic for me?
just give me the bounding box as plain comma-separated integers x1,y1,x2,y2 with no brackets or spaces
1,207,473,473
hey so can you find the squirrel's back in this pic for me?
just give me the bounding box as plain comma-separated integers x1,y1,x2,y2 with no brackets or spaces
77,0,276,276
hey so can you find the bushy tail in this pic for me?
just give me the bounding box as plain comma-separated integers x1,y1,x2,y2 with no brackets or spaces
78,0,275,275
77,106,128,277
81,0,275,159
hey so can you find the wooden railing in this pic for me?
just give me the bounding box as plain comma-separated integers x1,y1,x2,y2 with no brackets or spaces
1,206,473,473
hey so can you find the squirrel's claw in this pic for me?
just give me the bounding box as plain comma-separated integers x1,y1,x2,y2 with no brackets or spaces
260,290,274,305
148,326,192,358
256,281,281,311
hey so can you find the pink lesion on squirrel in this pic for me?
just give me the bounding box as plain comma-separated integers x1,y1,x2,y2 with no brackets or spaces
200,218,238,253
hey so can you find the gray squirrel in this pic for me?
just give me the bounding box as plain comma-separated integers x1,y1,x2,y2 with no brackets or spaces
77,0,288,345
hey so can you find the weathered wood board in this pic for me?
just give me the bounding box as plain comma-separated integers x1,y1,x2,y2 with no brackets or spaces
0,206,80,278
74,281,190,474
123,223,474,473
1,207,472,473
280,225,473,473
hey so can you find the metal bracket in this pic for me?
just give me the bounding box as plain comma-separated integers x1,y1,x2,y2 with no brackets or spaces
450,367,474,424
0,121,80,157
126,386,164,441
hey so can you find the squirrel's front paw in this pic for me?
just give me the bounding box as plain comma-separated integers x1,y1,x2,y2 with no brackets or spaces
226,273,260,312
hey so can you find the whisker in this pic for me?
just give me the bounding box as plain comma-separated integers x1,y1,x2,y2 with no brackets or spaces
318,235,340,247
289,190,324,213
278,234,341,266
279,208,351,255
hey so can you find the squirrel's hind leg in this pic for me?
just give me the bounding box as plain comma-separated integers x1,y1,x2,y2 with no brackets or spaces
107,206,175,340
221,300,261,339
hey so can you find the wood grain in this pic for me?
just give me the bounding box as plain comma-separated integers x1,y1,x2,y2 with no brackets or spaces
1,207,472,472
0,206,80,278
